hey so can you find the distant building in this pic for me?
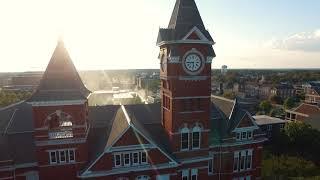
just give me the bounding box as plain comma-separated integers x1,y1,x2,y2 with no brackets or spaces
270,83,295,99
221,65,228,74
304,81,320,104
2,72,42,92
285,103,320,121
254,115,287,140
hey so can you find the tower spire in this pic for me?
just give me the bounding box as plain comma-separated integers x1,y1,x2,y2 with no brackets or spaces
28,40,90,102
157,0,214,45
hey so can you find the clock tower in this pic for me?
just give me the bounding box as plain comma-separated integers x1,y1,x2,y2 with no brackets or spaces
157,0,215,157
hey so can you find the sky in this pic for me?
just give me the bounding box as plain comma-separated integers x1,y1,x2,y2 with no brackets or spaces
0,0,319,72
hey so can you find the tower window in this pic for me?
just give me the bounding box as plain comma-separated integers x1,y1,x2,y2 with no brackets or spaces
182,169,189,180
191,169,198,180
49,149,76,165
181,127,190,151
192,126,201,149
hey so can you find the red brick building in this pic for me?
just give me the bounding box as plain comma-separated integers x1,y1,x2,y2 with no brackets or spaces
0,0,266,179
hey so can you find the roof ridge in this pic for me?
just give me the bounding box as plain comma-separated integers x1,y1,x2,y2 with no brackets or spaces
211,95,235,103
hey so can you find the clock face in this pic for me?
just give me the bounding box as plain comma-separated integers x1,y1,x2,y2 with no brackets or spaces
184,53,202,72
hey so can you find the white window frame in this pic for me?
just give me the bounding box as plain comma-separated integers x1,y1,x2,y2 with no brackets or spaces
68,149,75,163
49,151,57,164
182,169,189,180
192,126,201,149
240,150,246,171
59,150,66,163
241,131,247,140
114,153,122,167
208,158,214,174
123,153,131,166
136,175,150,180
246,150,253,170
247,131,253,139
191,169,198,180
233,151,239,172
132,152,139,165
181,127,190,151
236,132,241,141
267,125,272,131
140,151,148,164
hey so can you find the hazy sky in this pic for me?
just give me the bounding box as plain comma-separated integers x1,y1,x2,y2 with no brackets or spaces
0,0,319,72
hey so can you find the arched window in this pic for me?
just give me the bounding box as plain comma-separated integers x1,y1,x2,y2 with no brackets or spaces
192,126,201,149
135,175,150,180
181,127,190,151
46,110,74,139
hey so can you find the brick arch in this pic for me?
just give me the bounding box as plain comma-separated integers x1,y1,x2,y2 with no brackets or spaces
44,110,73,130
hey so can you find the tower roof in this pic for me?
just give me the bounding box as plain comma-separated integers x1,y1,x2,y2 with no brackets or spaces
28,40,91,102
157,0,214,45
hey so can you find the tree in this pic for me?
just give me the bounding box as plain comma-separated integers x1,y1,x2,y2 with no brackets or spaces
269,107,284,118
284,97,295,109
259,100,272,114
269,95,283,105
262,155,320,179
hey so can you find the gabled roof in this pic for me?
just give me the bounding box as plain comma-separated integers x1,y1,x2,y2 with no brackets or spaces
291,103,320,115
211,96,235,118
0,102,36,165
210,96,263,145
0,101,34,134
28,40,90,102
157,0,214,44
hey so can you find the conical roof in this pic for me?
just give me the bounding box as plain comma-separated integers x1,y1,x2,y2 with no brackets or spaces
157,0,214,44
28,40,90,102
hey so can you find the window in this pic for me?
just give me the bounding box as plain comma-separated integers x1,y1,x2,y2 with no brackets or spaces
184,99,193,111
247,131,253,139
136,175,150,180
132,152,139,165
240,151,246,171
59,150,66,163
192,126,201,149
241,132,247,140
49,149,75,165
280,124,285,130
124,153,130,166
181,128,189,151
141,151,147,164
291,114,296,120
113,151,148,168
208,159,214,174
197,99,202,110
246,150,252,169
236,132,241,140
233,152,239,172
50,151,57,164
182,169,189,180
191,169,198,180
69,149,75,162
114,154,122,167
267,125,272,131
234,149,253,172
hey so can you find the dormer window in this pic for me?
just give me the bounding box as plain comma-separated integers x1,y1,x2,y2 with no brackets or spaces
236,130,254,141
